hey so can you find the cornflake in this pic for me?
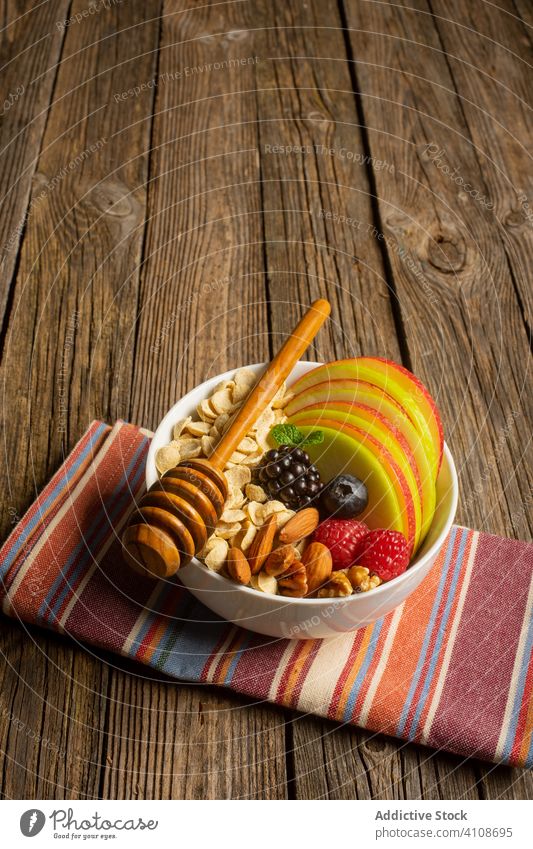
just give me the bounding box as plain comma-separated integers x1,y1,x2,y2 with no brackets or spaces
197,399,217,422
220,508,247,523
155,442,180,475
256,573,278,594
184,420,211,437
246,501,265,526
172,417,192,439
224,465,251,490
245,483,268,503
176,438,202,459
157,366,291,587
210,388,234,415
204,539,229,570
233,368,256,402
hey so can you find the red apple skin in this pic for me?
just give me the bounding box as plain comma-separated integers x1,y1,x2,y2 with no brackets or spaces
293,415,417,553
289,394,437,545
291,401,427,543
371,358,444,471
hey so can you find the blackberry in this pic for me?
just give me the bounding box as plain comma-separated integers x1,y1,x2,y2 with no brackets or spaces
256,446,325,510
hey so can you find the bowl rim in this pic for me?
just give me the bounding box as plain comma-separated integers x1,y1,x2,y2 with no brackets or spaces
147,362,458,606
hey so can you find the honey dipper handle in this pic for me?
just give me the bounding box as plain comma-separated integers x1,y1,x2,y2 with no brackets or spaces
209,299,331,470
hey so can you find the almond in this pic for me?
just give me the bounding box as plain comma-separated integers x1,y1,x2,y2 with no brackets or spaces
226,547,251,585
278,507,319,544
301,541,333,595
247,514,277,574
264,544,297,577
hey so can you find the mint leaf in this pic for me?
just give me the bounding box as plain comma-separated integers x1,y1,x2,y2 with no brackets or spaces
270,423,324,448
301,430,324,446
270,424,303,446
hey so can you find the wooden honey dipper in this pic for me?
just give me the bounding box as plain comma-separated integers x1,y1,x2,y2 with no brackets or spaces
122,299,331,579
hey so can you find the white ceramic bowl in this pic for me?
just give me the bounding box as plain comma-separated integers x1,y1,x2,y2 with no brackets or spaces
146,362,458,639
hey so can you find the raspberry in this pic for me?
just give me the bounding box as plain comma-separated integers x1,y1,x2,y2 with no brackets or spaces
359,530,410,582
312,519,369,570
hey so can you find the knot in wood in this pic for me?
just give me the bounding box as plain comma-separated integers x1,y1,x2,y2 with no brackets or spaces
426,227,466,274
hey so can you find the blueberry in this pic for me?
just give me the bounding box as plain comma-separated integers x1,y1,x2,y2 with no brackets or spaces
320,474,368,518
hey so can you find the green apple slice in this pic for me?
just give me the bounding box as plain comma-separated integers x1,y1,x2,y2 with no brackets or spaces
289,359,443,478
294,419,416,551
291,404,425,550
290,398,436,547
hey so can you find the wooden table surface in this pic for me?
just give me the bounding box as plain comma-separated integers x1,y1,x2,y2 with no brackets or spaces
0,0,531,800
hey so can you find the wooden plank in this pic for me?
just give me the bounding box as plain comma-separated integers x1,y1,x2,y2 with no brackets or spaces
102,674,287,800
340,0,533,798
427,0,533,800
513,1,533,29
0,0,71,329
255,0,403,362
0,621,108,800
426,0,533,535
287,717,486,799
340,0,533,540
101,0,288,799
251,0,420,799
0,0,160,799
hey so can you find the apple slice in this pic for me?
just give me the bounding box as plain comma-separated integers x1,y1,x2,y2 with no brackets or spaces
295,424,409,544
291,402,431,548
289,359,443,478
294,418,417,552
286,386,436,545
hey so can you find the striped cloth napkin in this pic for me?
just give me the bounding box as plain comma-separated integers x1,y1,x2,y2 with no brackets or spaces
1,421,532,767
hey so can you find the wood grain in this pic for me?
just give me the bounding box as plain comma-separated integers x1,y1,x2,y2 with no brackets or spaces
340,0,533,799
0,0,71,329
0,0,531,801
341,0,532,541
0,0,160,798
100,0,288,799
250,0,479,801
